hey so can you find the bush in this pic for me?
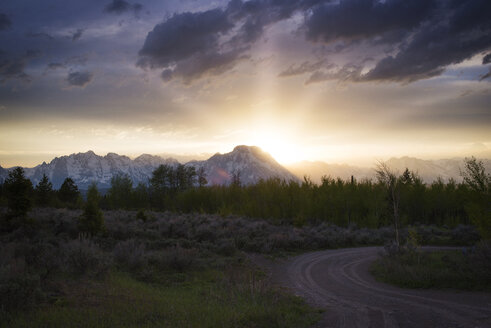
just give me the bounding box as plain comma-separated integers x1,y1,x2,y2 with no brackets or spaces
113,239,147,271
62,237,109,277
0,244,43,315
160,245,197,272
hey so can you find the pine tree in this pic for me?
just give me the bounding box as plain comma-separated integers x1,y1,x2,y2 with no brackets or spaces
35,174,53,206
197,167,207,187
3,167,33,228
58,177,80,205
108,173,133,209
78,183,105,235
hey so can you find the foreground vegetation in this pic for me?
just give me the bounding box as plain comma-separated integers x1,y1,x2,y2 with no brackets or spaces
371,242,491,291
0,209,324,326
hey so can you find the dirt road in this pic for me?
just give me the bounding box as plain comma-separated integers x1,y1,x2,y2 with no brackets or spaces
271,247,491,328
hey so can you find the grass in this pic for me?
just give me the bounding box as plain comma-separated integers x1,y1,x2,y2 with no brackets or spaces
3,269,320,328
370,246,491,291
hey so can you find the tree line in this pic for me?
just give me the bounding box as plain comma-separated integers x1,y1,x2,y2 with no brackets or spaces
1,159,489,239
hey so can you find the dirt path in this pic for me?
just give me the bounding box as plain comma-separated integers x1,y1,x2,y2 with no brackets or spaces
268,247,491,328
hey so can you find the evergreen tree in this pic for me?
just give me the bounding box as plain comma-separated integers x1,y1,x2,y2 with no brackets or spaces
3,167,33,228
35,174,53,206
58,177,80,205
231,170,241,187
108,173,133,209
78,182,105,235
197,167,207,187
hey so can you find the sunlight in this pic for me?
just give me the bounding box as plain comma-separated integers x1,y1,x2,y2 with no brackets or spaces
244,126,304,164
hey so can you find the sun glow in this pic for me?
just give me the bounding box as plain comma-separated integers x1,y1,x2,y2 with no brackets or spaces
244,125,304,164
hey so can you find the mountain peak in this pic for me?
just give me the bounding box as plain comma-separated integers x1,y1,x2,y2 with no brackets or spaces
233,145,260,152
0,145,299,189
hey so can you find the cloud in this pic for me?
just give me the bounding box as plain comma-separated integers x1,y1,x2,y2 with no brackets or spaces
303,0,491,83
483,54,491,65
279,60,326,77
104,0,142,15
0,50,40,83
26,32,54,40
480,67,491,81
66,71,93,87
0,13,12,31
138,0,491,85
138,9,240,83
137,0,321,83
71,28,84,42
305,0,435,44
47,62,65,70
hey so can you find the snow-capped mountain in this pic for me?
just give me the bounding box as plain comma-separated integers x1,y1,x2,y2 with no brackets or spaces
286,161,374,184
0,151,178,189
187,145,300,185
0,146,299,189
286,156,491,184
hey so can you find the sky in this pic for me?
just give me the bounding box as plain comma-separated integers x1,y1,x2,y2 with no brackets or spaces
0,0,490,167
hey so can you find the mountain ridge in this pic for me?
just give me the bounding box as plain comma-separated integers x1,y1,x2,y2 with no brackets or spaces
0,146,299,189
286,156,491,184
1,148,489,188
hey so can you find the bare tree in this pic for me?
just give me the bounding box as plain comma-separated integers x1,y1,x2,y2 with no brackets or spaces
375,161,401,246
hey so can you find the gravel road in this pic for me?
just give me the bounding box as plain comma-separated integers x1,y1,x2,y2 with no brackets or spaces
271,247,491,328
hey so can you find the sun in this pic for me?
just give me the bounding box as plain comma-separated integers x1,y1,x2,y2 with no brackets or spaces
244,126,303,164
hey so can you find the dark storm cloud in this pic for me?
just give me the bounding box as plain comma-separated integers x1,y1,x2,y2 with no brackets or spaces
26,32,54,40
71,29,84,42
0,13,12,31
483,54,491,65
47,62,64,70
0,50,40,83
137,0,327,83
302,0,491,83
138,8,240,83
104,0,143,15
305,0,435,44
66,71,93,87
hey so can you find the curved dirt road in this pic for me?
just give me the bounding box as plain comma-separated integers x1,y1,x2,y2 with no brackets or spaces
272,247,491,328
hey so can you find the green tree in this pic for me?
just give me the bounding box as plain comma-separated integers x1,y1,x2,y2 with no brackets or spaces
108,173,133,209
150,164,174,208
197,167,207,187
461,157,490,193
35,174,53,206
231,169,241,187
461,157,490,239
78,183,105,235
58,177,80,205
3,167,33,228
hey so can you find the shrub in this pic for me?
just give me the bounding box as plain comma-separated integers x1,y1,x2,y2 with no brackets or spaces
136,209,147,222
0,245,42,314
113,239,147,271
160,245,197,272
62,237,109,277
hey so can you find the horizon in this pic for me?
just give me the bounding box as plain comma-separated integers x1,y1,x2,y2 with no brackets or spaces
1,1,490,169
1,144,490,170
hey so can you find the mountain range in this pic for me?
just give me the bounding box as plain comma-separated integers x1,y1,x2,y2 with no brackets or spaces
0,146,489,189
0,146,299,189
286,156,491,184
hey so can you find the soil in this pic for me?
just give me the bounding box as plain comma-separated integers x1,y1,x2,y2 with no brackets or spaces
257,247,491,328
